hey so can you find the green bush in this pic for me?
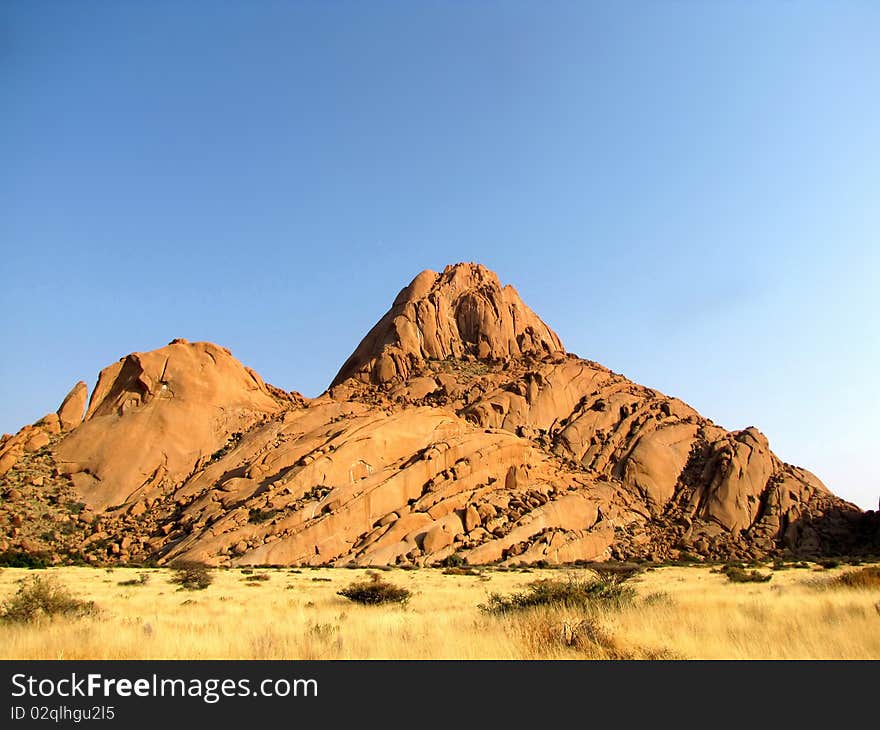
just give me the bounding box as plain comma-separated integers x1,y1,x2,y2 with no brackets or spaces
1,575,95,623
337,572,411,606
169,563,213,591
721,565,772,583
440,553,466,568
248,508,278,524
479,575,636,614
0,550,50,569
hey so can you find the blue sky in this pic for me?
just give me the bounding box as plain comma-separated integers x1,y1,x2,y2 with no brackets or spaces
2,1,877,510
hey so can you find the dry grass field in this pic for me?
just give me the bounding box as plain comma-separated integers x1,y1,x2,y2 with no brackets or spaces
1,563,878,660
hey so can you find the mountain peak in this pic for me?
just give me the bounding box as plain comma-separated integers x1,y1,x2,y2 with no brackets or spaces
331,263,564,387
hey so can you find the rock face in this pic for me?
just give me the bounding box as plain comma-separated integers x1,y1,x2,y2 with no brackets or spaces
331,263,563,387
0,263,874,566
54,339,283,510
57,381,88,431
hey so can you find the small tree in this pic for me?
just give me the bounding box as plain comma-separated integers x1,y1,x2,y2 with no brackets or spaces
337,572,411,606
169,562,213,591
1,575,95,623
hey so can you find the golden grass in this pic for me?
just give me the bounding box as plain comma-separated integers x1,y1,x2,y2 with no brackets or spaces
0,564,878,660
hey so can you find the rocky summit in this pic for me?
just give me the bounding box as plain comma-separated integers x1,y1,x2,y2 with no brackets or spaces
1,263,877,567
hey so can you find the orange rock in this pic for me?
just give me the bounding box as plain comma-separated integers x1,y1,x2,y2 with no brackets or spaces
1,262,869,565
24,431,51,452
331,263,563,387
55,340,282,509
38,414,63,435
463,505,481,532
57,381,88,430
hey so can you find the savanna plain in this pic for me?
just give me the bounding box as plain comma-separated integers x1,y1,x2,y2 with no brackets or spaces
1,561,879,660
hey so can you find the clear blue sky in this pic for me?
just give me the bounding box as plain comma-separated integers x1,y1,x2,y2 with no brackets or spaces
2,1,877,510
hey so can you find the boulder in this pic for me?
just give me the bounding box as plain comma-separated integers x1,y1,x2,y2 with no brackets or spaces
464,505,481,532
57,381,88,431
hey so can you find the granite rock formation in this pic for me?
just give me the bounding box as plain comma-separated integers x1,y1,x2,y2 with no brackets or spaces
1,263,874,566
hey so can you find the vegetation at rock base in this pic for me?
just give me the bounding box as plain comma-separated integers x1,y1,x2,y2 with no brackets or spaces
0,550,50,569
440,553,466,568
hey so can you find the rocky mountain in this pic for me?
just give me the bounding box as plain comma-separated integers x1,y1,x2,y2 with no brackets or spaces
1,263,877,567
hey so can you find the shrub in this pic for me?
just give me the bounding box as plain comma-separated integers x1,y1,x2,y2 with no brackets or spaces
169,562,213,591
244,574,270,582
208,431,242,463
0,550,50,569
1,575,95,623
711,561,742,574
440,553,466,568
118,574,150,587
674,551,701,564
442,566,479,576
479,575,635,614
833,566,880,589
722,566,772,583
337,572,411,606
588,563,643,584
248,508,278,524
818,559,840,570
